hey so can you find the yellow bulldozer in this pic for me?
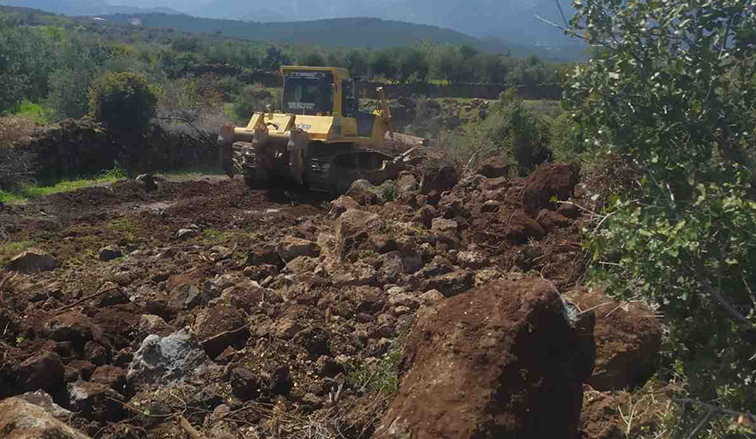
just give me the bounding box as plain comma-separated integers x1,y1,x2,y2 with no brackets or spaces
218,66,427,194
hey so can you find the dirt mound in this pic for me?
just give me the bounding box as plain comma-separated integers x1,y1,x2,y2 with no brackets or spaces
374,278,596,439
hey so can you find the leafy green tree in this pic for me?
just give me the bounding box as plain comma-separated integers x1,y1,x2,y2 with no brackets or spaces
370,50,397,82
395,48,429,83
567,0,756,431
262,45,291,71
345,49,368,78
88,71,160,133
299,49,326,67
437,47,464,84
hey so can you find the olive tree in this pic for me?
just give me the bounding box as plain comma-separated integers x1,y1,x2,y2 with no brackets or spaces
565,0,756,432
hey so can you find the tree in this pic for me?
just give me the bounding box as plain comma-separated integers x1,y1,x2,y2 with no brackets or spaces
262,45,291,71
88,71,160,133
299,49,326,67
395,48,429,83
566,0,756,431
370,50,397,82
345,49,368,78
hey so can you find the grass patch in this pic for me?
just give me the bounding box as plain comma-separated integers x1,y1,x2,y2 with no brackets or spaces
108,218,137,242
347,342,403,395
0,167,128,204
12,100,52,125
0,240,36,266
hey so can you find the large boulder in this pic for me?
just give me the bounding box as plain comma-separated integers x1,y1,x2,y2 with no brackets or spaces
563,290,662,391
0,396,91,439
522,163,580,216
374,278,595,439
5,248,58,273
127,328,213,389
419,165,458,195
17,352,65,393
477,156,511,178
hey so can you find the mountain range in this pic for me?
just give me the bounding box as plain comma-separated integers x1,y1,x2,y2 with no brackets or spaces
5,0,182,17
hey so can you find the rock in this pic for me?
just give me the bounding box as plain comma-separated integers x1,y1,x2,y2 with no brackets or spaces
277,236,320,262
16,390,72,420
175,229,197,240
83,341,110,366
522,163,580,216
396,172,419,193
536,209,571,232
43,312,101,351
456,250,488,270
478,156,511,178
0,396,91,439
378,252,405,284
558,202,580,219
420,165,458,195
127,328,213,388
373,279,596,439
90,365,127,394
563,291,662,391
419,289,445,305
194,305,247,359
98,245,122,262
370,234,398,254
346,179,380,205
67,381,124,422
504,210,547,243
329,195,360,218
169,284,203,310
95,282,129,307
431,218,458,235
285,256,319,274
423,270,474,298
139,314,173,336
335,209,385,259
416,205,438,229
17,352,65,393
480,176,509,192
5,248,57,273
135,174,157,192
246,243,283,268
230,368,262,401
331,262,377,287
209,245,233,262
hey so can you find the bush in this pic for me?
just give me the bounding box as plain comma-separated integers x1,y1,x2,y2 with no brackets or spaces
567,0,756,431
0,118,37,191
547,112,585,162
232,84,275,123
88,71,160,133
477,90,551,175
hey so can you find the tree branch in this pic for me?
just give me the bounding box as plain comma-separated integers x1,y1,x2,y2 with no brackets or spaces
699,276,754,328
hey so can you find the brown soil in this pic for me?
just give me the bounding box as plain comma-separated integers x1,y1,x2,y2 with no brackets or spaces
0,163,649,439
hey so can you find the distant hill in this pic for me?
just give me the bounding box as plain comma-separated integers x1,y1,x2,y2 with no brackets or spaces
5,0,183,17
100,14,487,49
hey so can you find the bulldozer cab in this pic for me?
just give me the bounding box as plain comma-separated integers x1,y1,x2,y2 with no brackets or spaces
280,66,358,117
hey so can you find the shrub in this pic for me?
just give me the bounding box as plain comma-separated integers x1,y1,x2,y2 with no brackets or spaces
0,118,37,191
88,71,160,133
232,84,275,123
476,90,551,175
567,0,756,431
547,112,585,162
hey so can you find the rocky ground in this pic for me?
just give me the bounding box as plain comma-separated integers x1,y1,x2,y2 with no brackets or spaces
0,160,665,439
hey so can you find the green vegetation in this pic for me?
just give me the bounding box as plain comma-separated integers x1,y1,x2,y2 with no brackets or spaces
88,71,160,133
0,240,35,265
564,0,756,434
348,343,403,395
0,167,127,204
